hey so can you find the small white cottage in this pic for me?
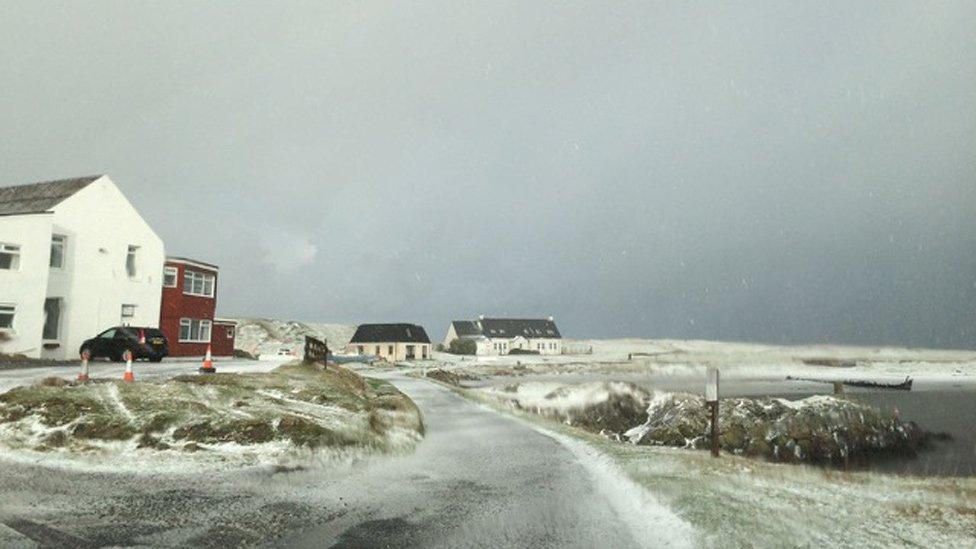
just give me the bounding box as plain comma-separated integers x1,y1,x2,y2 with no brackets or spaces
346,323,432,362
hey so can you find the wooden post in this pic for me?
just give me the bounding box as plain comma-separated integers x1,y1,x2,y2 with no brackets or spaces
706,367,720,458
833,381,844,395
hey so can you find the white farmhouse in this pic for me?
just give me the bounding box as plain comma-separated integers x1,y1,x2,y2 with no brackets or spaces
0,175,165,360
443,316,562,356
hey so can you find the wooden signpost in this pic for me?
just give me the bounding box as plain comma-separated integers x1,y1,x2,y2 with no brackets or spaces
706,367,720,457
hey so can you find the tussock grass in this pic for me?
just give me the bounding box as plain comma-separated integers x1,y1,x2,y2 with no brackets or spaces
0,361,423,462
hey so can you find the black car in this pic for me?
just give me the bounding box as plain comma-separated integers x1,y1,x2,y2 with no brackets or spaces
80,327,169,363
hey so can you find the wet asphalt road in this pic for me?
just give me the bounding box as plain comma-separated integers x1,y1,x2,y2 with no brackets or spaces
0,372,653,548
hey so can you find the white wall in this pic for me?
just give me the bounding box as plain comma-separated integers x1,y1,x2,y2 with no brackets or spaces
443,323,459,348
0,214,53,357
42,176,165,359
346,341,431,362
481,337,562,355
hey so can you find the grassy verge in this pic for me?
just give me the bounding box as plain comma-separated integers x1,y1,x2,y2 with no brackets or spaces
0,353,77,370
0,361,424,468
426,374,976,547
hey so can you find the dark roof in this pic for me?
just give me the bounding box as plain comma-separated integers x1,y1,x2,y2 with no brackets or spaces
0,176,102,216
478,318,561,339
350,324,431,344
451,320,482,338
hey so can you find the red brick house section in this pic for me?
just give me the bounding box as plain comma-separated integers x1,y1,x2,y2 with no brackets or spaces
159,257,235,357
211,319,237,356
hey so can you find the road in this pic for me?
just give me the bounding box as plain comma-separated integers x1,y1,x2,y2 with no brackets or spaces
0,367,691,548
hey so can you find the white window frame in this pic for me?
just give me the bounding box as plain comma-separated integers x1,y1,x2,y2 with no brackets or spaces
183,270,216,298
50,235,66,269
163,266,179,288
0,243,21,271
225,326,235,339
179,318,213,343
0,303,15,331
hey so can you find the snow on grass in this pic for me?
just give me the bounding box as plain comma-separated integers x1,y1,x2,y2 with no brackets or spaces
418,338,976,395
482,380,648,413
233,318,356,358
0,362,424,473
478,380,930,465
456,380,976,547
602,440,976,547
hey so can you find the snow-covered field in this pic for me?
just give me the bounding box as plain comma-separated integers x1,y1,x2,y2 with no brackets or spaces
233,318,357,357
428,338,976,389
412,338,976,546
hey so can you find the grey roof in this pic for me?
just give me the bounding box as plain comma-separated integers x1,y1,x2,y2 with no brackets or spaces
350,324,431,344
0,176,101,216
451,320,482,338
457,318,562,339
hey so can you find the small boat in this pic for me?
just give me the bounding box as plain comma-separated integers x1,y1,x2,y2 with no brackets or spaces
842,376,913,391
787,375,914,391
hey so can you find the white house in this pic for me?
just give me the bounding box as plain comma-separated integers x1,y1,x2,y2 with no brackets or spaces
0,175,165,360
346,323,432,363
443,316,562,356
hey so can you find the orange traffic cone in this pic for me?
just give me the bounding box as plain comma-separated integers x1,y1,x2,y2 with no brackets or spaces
78,350,91,382
199,344,216,374
123,350,135,382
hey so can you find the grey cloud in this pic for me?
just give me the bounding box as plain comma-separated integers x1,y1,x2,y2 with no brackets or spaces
1,1,973,347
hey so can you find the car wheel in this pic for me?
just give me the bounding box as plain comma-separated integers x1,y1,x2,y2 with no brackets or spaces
112,350,125,363
149,355,163,363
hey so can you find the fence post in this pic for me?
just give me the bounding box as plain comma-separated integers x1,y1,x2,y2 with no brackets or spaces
706,367,720,457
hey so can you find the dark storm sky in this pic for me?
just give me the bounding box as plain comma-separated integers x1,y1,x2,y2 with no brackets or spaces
1,2,974,348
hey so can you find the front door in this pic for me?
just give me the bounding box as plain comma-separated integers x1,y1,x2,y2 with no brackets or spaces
406,345,415,359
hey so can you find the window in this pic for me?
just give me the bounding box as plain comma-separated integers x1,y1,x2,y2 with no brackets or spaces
0,243,21,270
50,235,66,268
126,246,139,277
42,298,61,340
375,345,381,355
183,270,216,297
121,304,136,324
226,326,235,339
163,266,178,288
0,304,14,329
357,345,364,354
388,345,394,355
179,318,212,342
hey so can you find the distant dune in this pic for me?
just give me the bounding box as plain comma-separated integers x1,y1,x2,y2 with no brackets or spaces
233,318,357,357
